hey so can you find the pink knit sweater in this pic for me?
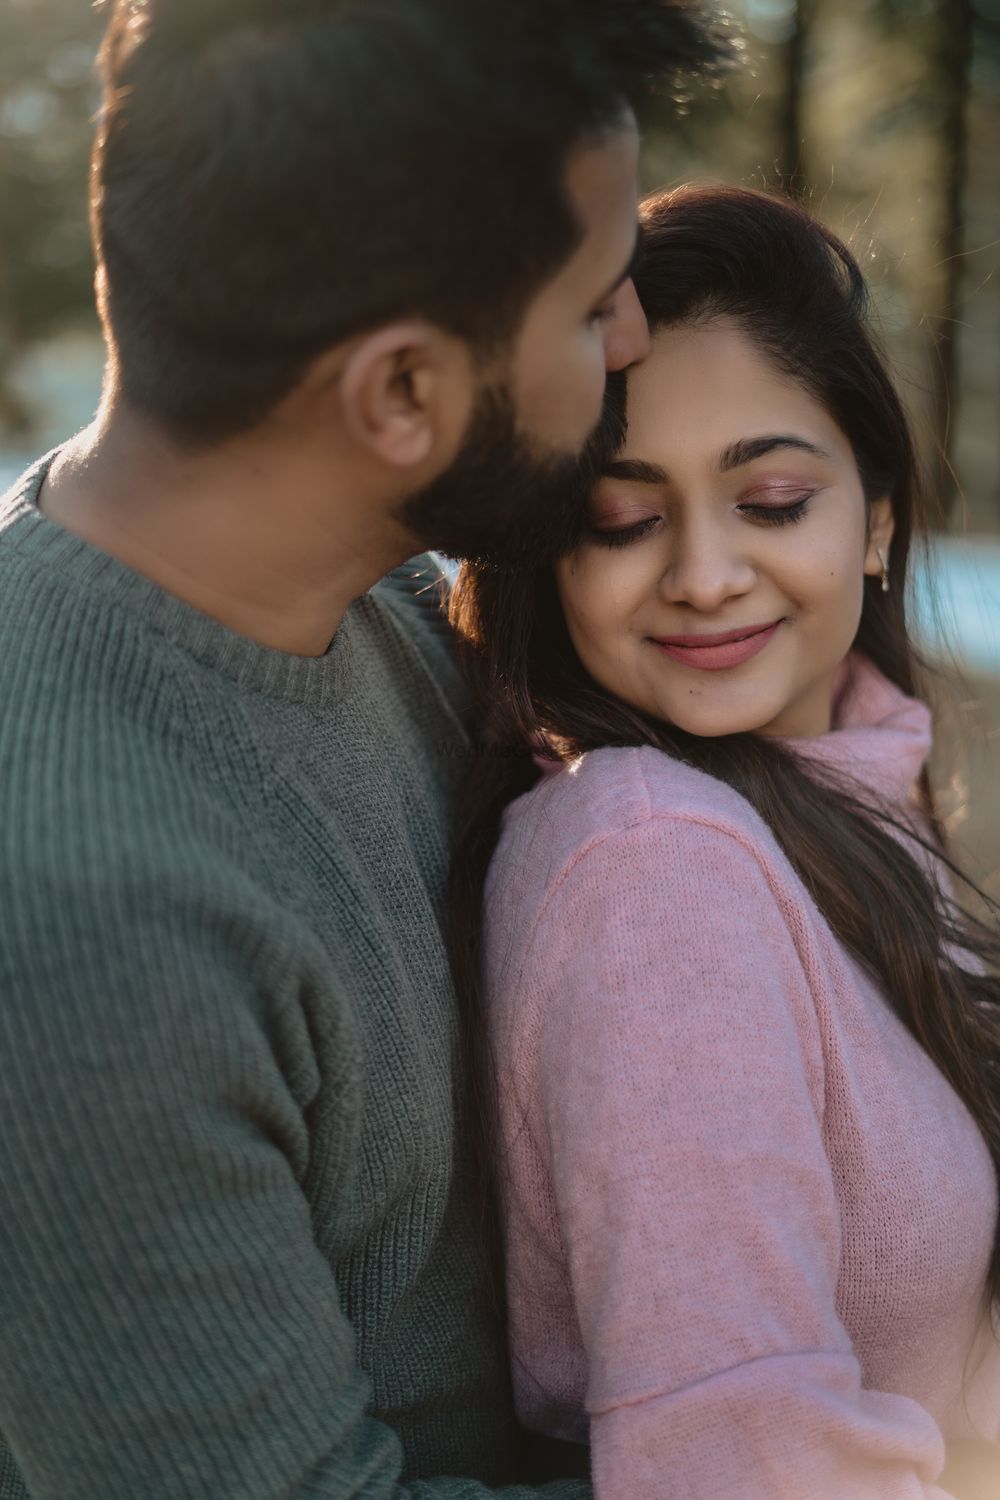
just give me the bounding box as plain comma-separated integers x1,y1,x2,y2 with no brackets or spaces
484,655,1000,1499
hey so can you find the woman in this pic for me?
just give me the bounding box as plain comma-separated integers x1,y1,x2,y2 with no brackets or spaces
447,185,1000,1498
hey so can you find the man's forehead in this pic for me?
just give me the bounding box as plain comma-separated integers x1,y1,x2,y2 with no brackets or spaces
561,121,641,276
565,116,641,218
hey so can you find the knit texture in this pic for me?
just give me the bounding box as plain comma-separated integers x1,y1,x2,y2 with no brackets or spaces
0,455,590,1500
484,655,1000,1499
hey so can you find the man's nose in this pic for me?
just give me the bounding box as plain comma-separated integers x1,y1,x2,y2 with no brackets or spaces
603,279,650,372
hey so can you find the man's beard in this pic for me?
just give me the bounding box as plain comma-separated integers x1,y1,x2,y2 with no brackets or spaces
397,370,627,566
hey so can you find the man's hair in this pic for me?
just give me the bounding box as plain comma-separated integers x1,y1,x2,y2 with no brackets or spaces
91,0,730,443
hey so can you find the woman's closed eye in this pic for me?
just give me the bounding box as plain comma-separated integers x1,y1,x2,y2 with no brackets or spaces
588,516,660,548
738,491,816,526
588,489,817,548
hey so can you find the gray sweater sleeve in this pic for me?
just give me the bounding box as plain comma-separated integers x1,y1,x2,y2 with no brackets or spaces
0,849,588,1500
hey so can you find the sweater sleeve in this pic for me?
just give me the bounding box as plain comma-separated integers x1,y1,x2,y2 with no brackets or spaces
510,814,954,1500
0,852,586,1500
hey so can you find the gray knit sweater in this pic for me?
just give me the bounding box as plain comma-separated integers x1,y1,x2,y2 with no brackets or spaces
0,456,589,1500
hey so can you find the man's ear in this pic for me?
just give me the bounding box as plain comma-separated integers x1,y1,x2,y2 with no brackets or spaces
331,322,471,471
863,496,896,578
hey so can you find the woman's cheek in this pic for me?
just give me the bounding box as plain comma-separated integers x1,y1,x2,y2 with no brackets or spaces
557,562,604,640
778,523,858,604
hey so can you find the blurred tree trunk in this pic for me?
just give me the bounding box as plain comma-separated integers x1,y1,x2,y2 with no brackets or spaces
934,0,974,517
778,0,810,198
971,4,1000,528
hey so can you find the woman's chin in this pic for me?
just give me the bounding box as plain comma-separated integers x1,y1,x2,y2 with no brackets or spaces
648,695,788,741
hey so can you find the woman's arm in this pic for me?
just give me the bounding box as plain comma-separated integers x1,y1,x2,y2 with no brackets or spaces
509,812,955,1500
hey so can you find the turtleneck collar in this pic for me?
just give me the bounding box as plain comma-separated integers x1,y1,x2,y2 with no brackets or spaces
786,652,932,808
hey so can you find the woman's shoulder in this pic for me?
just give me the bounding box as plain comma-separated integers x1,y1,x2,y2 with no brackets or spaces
485,746,829,1065
489,744,786,916
512,742,768,842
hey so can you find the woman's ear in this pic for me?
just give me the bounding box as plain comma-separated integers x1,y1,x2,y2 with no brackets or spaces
863,496,896,579
333,322,471,471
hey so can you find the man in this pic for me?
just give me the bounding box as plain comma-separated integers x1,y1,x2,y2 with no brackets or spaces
0,2,727,1495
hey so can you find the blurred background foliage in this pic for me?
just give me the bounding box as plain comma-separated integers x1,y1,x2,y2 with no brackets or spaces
0,0,98,433
0,0,997,891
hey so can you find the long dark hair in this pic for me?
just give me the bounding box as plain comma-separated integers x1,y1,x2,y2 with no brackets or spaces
446,184,1000,1305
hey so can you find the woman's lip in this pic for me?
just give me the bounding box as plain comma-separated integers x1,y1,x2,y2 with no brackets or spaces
651,621,782,648
648,620,783,671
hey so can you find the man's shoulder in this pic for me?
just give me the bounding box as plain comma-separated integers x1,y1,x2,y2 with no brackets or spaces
374,552,453,608
0,682,232,891
0,530,193,776
366,552,470,721
0,656,276,1011
369,552,453,646
0,541,231,893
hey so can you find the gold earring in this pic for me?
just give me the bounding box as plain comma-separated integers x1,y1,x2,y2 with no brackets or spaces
876,547,890,593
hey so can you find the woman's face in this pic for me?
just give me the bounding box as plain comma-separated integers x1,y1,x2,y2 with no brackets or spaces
554,319,894,739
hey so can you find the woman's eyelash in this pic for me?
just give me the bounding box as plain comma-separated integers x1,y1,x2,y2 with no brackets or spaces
590,494,814,548
590,518,658,548
740,495,814,525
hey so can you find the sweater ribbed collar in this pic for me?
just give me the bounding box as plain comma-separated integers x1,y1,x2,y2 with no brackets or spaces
787,652,932,808
0,451,359,706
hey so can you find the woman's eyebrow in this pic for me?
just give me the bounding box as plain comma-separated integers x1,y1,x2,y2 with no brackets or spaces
600,436,830,486
602,458,667,484
718,435,830,470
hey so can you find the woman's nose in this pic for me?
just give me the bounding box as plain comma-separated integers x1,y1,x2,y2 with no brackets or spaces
602,279,650,372
658,523,757,612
